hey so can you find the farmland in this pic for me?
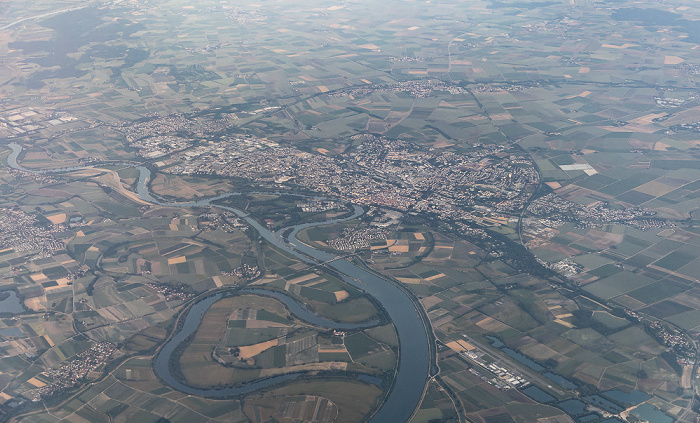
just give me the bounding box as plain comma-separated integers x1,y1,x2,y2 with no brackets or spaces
175,293,396,390
302,211,682,422
1,0,700,421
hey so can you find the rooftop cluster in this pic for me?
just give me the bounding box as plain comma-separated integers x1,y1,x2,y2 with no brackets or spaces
0,208,63,257
32,342,116,400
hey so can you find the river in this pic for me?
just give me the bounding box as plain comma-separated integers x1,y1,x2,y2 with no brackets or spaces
6,142,432,422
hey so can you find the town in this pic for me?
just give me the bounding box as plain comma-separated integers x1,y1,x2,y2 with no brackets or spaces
527,193,659,228
0,208,64,258
328,227,389,251
31,342,116,401
150,133,540,227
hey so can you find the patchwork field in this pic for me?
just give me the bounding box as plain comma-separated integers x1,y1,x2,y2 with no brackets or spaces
2,0,700,421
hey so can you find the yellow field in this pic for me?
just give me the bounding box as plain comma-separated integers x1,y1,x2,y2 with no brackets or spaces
167,256,186,265
334,290,349,301
456,340,475,350
566,90,591,99
600,124,658,134
636,181,676,196
446,341,466,353
630,113,667,125
212,275,223,287
445,340,475,353
397,277,421,284
46,213,66,224
318,347,347,353
474,316,510,332
602,43,637,49
654,142,671,151
665,55,685,65
27,377,46,387
238,339,279,359
30,273,49,282
288,273,318,284
425,273,446,281
554,319,574,328
388,245,409,252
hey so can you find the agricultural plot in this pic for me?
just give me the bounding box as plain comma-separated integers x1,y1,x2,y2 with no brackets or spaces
525,215,700,339
369,216,684,422
0,160,263,406
2,0,700,420
243,380,383,423
257,243,380,323
177,293,395,394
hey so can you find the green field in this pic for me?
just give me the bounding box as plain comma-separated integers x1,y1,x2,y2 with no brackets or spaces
1,0,699,421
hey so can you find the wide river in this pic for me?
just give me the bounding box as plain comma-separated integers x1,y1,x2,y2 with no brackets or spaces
6,143,432,422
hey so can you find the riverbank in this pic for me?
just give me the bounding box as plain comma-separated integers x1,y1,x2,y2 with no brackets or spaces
5,142,434,423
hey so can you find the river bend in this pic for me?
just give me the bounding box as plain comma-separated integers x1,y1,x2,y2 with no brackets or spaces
5,142,432,422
